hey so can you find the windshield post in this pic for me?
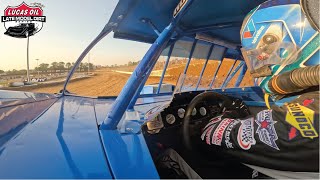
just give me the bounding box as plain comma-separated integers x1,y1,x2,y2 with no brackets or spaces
127,42,175,110
235,63,248,87
220,59,238,88
221,61,244,88
209,47,227,89
61,26,112,95
101,0,196,130
156,43,174,94
101,23,175,129
179,39,198,92
195,44,214,90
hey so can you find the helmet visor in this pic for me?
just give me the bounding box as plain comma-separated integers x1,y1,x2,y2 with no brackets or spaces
241,42,297,73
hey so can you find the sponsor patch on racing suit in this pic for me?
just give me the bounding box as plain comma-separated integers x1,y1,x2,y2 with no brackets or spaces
201,91,319,172
255,110,279,150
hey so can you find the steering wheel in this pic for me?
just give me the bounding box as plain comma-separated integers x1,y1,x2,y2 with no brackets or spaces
182,91,232,151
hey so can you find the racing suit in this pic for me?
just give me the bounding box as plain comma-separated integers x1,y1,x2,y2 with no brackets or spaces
201,91,319,178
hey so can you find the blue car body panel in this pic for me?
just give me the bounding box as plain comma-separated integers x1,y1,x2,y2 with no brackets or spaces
100,130,159,179
0,96,112,178
109,0,266,45
0,0,277,178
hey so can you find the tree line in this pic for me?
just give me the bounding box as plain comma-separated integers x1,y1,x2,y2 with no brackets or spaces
0,61,95,75
106,60,140,68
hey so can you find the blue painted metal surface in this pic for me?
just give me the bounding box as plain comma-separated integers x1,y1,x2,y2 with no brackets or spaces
127,69,153,110
0,0,282,179
141,18,161,36
221,59,237,88
0,97,57,147
222,61,245,88
128,42,174,110
109,0,266,45
211,86,266,106
99,130,159,179
235,63,248,87
102,0,196,130
0,96,112,178
103,25,175,128
0,89,57,102
93,94,171,124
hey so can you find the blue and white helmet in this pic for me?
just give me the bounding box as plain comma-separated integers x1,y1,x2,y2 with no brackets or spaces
240,0,319,94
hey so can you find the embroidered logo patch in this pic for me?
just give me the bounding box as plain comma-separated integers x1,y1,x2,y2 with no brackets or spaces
203,116,222,130
211,118,233,146
243,19,255,39
286,103,318,139
256,110,279,150
225,120,240,148
288,127,298,140
303,99,314,106
237,117,256,150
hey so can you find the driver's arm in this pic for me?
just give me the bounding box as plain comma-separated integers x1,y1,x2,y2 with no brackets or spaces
201,91,319,172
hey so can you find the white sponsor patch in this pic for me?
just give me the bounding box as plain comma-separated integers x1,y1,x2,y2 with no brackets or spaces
173,0,188,17
203,116,222,131
237,117,256,150
206,125,215,145
224,120,240,148
211,118,233,146
252,25,265,44
256,110,279,150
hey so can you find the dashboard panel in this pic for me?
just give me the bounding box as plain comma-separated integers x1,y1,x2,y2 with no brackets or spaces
145,91,222,132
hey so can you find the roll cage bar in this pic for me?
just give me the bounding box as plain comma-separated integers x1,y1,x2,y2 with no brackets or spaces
61,0,249,130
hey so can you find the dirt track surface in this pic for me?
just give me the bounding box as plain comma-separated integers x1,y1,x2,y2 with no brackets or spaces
14,69,167,96
4,59,254,97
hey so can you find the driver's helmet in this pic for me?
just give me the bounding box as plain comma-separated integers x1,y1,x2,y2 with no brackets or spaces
240,0,319,94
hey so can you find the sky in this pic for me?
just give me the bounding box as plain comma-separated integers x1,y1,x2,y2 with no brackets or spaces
0,0,151,71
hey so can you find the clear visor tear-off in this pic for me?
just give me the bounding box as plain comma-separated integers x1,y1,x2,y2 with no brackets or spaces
241,42,298,73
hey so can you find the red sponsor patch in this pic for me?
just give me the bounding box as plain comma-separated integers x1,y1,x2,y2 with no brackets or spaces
212,118,233,145
288,127,298,140
206,126,214,145
243,31,253,38
303,99,314,106
4,2,43,16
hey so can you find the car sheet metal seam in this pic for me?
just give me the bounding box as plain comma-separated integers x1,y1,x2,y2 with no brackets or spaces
92,99,115,179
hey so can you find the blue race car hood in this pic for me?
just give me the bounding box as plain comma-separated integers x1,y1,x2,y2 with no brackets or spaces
0,93,113,178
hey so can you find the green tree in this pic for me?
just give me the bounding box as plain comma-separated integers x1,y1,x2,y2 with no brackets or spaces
58,62,65,71
51,62,58,72
88,63,94,70
65,62,72,70
38,63,49,72
0,70,4,74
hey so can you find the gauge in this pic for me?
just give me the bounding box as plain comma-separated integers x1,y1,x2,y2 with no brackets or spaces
166,114,176,124
199,107,207,116
147,114,164,131
192,108,197,116
177,108,185,118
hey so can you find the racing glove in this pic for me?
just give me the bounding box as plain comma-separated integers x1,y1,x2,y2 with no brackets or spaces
221,99,250,119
